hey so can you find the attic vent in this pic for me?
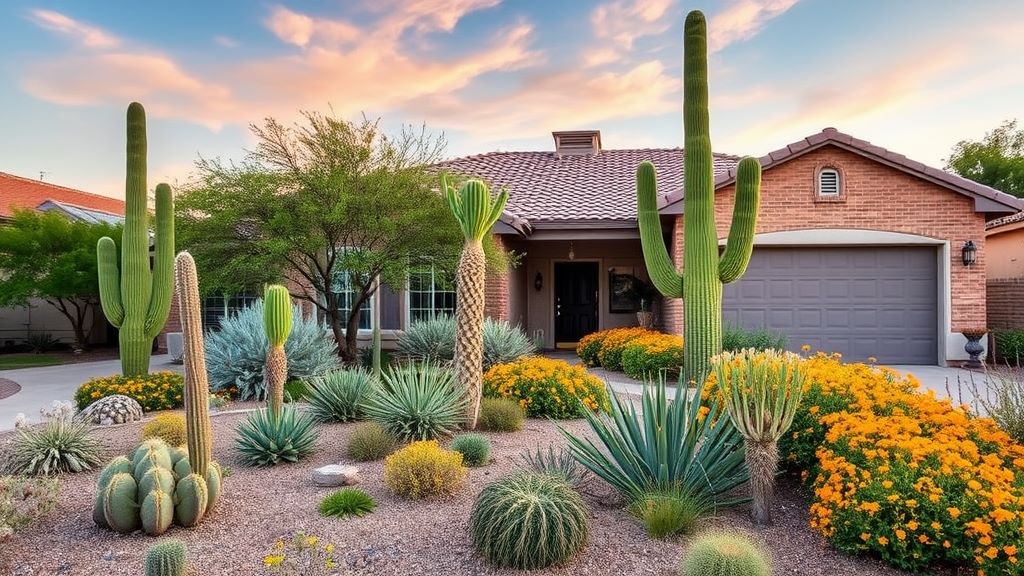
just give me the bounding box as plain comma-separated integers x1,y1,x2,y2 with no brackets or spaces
553,130,602,157
818,168,840,197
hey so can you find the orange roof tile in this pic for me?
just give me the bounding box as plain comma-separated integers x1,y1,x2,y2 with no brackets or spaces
0,171,124,219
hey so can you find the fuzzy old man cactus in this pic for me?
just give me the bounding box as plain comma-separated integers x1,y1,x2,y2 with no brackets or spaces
636,11,761,384
97,102,175,376
263,285,293,418
442,176,508,429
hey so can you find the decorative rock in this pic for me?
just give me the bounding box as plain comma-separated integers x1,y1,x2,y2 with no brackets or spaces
80,395,144,426
311,464,360,487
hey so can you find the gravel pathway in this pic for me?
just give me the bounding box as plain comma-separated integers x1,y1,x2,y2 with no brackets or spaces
0,412,913,576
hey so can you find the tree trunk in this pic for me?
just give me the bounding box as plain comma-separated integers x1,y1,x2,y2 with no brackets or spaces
454,240,486,429
266,345,288,418
746,438,779,526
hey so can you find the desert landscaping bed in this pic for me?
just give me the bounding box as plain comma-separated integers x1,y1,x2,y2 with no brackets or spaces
0,411,909,576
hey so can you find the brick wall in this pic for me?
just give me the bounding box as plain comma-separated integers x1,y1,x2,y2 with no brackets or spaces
987,278,1024,330
666,145,988,334
484,234,510,321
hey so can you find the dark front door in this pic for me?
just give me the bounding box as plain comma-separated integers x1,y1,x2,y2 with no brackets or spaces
555,262,599,344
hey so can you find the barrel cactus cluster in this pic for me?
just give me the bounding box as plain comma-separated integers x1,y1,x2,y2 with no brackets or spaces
92,252,222,535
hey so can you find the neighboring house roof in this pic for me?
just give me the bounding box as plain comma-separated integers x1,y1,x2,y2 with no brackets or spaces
660,128,1024,215
986,210,1024,232
0,171,125,221
37,200,125,225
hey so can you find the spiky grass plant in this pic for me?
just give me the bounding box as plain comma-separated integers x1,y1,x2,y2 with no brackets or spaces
518,444,588,488
9,417,104,475
318,489,376,519
345,422,398,462
478,397,525,432
145,539,187,576
363,362,465,441
234,405,319,467
712,349,804,525
450,433,491,467
629,488,704,539
562,376,747,506
306,368,377,423
470,472,588,570
680,532,771,576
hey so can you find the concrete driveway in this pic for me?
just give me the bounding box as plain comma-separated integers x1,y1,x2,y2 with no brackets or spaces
0,355,180,431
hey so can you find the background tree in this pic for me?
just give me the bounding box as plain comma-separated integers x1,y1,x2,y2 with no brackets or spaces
177,112,476,361
946,119,1024,197
0,209,121,350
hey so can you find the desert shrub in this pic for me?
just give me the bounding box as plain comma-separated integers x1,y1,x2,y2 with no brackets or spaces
235,405,319,467
621,332,684,379
283,380,309,403
680,532,771,576
721,324,787,352
319,489,376,519
470,472,588,569
994,329,1024,364
141,413,187,446
478,397,526,432
630,488,703,538
345,422,398,462
0,475,59,540
450,434,491,467
483,357,608,419
306,368,376,423
363,363,465,441
397,316,534,369
75,372,183,411
8,416,105,475
518,444,588,487
595,327,652,371
383,440,466,499
145,539,187,576
959,365,1024,443
262,531,338,575
205,300,339,401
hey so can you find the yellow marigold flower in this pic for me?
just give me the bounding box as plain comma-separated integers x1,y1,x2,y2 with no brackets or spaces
860,532,870,541
1005,545,1017,556
877,536,889,546
948,507,961,519
895,529,906,541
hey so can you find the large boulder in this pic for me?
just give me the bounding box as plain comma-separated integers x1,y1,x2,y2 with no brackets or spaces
311,464,360,487
81,394,144,426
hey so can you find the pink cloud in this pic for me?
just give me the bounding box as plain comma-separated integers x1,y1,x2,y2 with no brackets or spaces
265,5,361,48
27,9,121,48
591,0,673,49
707,0,798,53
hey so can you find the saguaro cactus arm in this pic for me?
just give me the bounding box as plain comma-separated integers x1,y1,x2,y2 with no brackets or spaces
145,183,175,338
718,157,762,284
97,237,124,327
636,162,683,299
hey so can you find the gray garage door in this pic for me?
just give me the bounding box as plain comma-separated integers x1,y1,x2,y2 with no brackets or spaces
722,246,938,364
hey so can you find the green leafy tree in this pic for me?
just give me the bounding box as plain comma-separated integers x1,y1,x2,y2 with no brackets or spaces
946,119,1024,197
0,209,121,350
176,112,467,361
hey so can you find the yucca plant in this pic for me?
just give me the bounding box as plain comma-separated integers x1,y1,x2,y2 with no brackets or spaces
234,404,319,467
306,368,377,423
319,489,376,519
9,417,105,475
712,349,803,525
363,362,466,441
562,376,747,507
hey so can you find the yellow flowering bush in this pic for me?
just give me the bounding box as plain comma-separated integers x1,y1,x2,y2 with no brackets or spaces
262,531,337,575
620,332,684,379
74,372,184,412
383,440,467,499
483,357,609,419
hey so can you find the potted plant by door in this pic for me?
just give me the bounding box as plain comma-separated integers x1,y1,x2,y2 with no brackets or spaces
633,280,658,330
960,326,988,369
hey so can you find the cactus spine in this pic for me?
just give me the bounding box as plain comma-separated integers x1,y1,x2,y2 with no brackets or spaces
145,539,187,576
97,102,175,377
174,252,213,478
263,284,292,418
441,176,509,429
636,11,761,385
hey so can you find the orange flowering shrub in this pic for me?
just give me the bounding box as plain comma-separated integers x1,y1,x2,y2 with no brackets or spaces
576,327,660,371
483,357,608,419
74,372,184,412
620,333,684,379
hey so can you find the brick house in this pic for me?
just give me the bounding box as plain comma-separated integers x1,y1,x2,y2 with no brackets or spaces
985,212,1024,333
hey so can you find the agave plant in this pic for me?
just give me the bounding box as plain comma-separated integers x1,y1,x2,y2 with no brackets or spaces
562,376,747,507
363,362,466,441
712,349,804,525
8,416,105,475
234,405,319,467
396,316,535,370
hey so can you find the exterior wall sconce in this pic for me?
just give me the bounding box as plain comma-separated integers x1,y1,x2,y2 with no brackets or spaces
534,272,543,291
568,241,575,261
962,240,977,266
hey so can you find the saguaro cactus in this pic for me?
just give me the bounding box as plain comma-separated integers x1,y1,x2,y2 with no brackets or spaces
636,10,762,384
97,102,175,377
263,285,293,418
441,176,508,429
174,252,213,479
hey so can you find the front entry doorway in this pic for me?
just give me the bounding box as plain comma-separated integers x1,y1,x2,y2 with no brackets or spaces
554,261,599,347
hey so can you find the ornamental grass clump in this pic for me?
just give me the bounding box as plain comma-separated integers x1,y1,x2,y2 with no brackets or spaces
318,489,376,519
518,444,588,488
345,422,398,462
630,488,704,539
470,472,588,570
680,532,771,576
383,440,466,499
306,368,377,423
141,413,187,447
477,397,525,432
711,348,804,525
363,362,465,441
450,433,491,467
8,415,104,475
483,357,608,418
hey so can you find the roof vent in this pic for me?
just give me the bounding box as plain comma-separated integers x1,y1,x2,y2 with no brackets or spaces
553,130,601,157
818,168,840,197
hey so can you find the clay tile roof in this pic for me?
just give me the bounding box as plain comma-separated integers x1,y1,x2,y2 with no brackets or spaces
437,149,739,226
0,171,124,219
987,210,1024,230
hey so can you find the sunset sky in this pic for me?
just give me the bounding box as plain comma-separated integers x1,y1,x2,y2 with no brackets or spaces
1,0,1022,198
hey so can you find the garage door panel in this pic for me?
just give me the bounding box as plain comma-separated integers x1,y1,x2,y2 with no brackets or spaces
722,246,937,364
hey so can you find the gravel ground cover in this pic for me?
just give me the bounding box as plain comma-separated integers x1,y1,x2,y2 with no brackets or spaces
0,410,913,576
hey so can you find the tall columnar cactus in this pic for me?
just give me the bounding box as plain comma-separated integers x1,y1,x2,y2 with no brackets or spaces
174,252,213,478
371,325,382,382
441,175,508,429
263,285,293,418
97,102,175,377
636,11,761,384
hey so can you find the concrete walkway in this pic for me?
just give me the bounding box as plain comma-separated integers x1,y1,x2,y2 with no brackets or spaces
0,355,180,431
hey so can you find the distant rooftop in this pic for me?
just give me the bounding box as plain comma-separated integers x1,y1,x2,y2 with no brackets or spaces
0,171,125,221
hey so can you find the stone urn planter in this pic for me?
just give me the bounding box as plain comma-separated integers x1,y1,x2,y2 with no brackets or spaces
961,328,987,369
636,310,656,330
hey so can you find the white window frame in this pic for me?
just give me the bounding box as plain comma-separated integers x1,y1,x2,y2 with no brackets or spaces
405,263,456,324
331,267,374,332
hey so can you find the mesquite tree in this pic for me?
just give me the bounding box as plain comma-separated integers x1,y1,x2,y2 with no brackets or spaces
442,176,508,429
636,10,761,384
